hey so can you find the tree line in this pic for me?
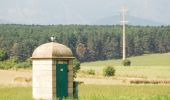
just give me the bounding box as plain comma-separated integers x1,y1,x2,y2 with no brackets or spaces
0,24,170,63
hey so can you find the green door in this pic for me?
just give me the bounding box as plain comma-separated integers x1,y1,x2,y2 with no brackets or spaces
56,64,68,98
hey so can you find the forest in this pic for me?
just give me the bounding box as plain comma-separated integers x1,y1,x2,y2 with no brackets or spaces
0,24,170,64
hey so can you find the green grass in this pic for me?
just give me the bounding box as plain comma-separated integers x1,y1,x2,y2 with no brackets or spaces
80,65,170,79
80,53,170,79
0,85,170,100
82,53,170,66
79,84,170,100
0,86,32,100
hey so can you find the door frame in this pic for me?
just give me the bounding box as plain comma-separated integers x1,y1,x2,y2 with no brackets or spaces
56,64,68,98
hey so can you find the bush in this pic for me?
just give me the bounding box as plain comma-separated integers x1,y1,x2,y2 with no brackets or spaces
14,58,32,69
0,57,32,70
73,59,81,78
103,66,115,77
15,62,31,69
122,59,131,66
87,69,95,75
0,57,18,69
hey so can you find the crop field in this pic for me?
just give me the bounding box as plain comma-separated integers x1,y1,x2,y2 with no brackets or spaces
80,53,170,79
0,85,170,100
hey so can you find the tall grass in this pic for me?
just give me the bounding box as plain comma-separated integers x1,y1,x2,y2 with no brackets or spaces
0,85,170,100
0,86,32,100
79,84,170,100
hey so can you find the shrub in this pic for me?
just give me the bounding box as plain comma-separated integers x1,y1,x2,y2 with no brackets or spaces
103,66,115,77
122,59,131,66
0,57,18,69
15,62,31,69
73,59,81,78
87,69,95,75
0,57,31,70
14,58,32,69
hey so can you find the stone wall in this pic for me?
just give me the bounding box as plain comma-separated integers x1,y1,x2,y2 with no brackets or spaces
33,59,53,99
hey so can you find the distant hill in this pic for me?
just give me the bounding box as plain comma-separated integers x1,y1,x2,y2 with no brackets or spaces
0,19,9,24
93,15,163,26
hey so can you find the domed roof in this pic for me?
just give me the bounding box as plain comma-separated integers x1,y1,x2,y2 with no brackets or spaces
32,42,74,59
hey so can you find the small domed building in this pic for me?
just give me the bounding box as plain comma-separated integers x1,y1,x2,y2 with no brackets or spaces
32,42,74,99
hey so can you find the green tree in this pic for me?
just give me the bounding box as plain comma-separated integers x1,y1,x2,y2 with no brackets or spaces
0,49,8,61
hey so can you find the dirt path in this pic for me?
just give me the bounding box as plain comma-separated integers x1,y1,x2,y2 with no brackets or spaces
0,70,125,86
75,77,125,85
2,70,164,86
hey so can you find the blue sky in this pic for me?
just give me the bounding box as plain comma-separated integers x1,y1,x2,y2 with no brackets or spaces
0,0,170,25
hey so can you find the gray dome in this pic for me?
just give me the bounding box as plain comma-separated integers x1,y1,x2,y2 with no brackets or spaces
32,42,73,59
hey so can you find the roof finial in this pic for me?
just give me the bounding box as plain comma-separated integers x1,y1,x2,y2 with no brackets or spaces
50,36,55,42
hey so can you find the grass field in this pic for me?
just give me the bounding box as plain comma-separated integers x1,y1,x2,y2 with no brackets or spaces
80,53,170,79
82,53,170,66
0,53,170,100
0,86,32,100
0,85,170,100
79,84,170,100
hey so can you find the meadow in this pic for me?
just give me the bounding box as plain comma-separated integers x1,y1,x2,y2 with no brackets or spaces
0,85,170,100
82,53,170,66
0,86,32,100
0,53,170,100
80,53,170,79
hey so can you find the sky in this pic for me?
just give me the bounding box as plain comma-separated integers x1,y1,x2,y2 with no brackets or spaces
0,0,170,25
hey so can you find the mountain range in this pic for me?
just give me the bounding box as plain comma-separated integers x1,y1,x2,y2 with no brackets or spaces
93,15,163,26
0,0,169,26
0,15,163,26
0,19,9,24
